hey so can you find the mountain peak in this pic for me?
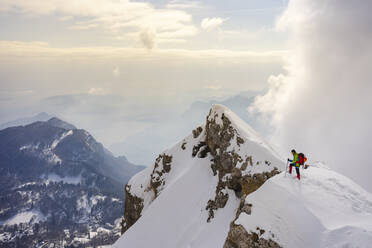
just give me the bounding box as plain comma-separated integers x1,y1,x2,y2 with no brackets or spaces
46,117,76,130
115,105,284,247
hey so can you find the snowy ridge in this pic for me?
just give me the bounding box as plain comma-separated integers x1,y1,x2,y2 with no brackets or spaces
114,104,372,248
115,132,239,248
236,164,372,248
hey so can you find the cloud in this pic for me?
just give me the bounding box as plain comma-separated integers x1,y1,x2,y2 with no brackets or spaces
0,0,198,45
0,40,286,62
204,85,222,90
166,0,202,9
59,15,73,21
201,17,226,31
0,40,285,109
88,88,107,96
113,67,120,77
251,0,372,192
140,29,156,50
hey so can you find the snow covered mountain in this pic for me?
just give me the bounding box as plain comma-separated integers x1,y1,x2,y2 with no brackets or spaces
0,118,144,247
114,104,372,248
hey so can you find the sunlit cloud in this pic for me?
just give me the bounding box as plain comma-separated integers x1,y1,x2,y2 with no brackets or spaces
0,0,198,45
59,15,73,21
88,88,108,96
140,29,157,50
201,17,226,31
166,0,202,10
204,85,222,90
0,41,286,62
113,67,120,77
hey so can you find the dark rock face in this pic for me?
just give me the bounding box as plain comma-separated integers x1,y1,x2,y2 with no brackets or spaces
0,119,144,248
121,153,173,234
150,153,173,197
224,224,281,248
121,185,144,234
192,126,204,139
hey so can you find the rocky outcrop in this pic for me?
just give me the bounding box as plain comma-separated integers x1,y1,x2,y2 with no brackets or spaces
192,126,204,139
150,154,173,197
224,224,281,248
121,185,144,234
121,153,173,234
204,108,280,222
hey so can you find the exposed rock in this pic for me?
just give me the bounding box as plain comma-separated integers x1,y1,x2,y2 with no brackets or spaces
121,185,144,234
121,154,173,235
192,126,203,139
150,154,173,197
192,141,207,157
235,198,252,219
240,169,279,196
204,109,280,222
181,141,187,150
241,156,253,171
236,136,245,146
224,224,281,248
205,112,235,157
206,191,229,222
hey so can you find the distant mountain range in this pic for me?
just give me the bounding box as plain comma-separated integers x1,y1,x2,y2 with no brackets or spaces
0,117,144,247
0,112,53,131
109,93,267,166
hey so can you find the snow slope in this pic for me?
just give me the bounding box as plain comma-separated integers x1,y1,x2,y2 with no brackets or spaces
236,163,372,248
113,104,372,248
113,104,284,248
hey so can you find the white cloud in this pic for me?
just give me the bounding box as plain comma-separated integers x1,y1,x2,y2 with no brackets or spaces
140,29,156,50
59,15,73,21
166,0,202,9
0,40,284,105
251,0,372,192
0,40,286,62
88,88,107,96
0,0,198,45
201,17,226,31
113,67,120,77
204,85,222,90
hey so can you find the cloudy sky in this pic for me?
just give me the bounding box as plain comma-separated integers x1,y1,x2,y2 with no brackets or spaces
0,0,287,103
1,1,372,192
0,0,288,153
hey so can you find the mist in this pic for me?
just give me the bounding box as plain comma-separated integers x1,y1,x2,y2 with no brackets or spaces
252,0,372,192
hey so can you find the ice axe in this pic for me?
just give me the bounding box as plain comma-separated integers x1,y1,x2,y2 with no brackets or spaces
285,160,290,177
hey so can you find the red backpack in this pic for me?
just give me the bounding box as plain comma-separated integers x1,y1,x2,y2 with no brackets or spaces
298,153,307,165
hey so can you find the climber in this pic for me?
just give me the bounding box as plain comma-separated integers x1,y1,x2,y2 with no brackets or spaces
288,149,301,180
